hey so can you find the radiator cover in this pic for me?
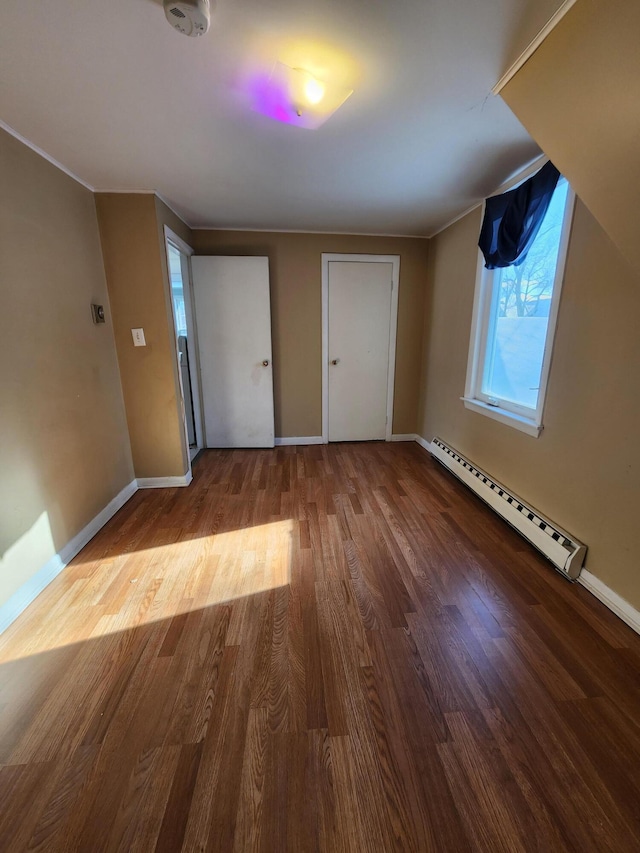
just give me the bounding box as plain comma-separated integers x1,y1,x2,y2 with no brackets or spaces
430,437,586,580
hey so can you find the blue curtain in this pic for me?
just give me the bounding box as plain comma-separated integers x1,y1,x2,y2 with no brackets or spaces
478,160,560,270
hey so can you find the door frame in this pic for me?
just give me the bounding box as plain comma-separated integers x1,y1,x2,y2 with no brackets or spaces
163,226,205,463
321,253,400,444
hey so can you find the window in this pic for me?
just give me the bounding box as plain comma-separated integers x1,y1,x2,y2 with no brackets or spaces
168,243,188,337
464,173,575,436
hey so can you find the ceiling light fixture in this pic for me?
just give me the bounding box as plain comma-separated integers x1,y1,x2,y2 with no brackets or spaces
296,69,326,111
252,61,353,130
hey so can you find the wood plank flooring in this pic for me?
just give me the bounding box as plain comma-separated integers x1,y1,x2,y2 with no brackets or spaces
1,442,640,852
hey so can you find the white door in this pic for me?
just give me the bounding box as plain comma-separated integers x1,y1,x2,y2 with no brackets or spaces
326,258,397,442
191,256,275,448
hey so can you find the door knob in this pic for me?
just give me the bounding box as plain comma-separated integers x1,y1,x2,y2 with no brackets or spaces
331,358,340,365
262,360,270,367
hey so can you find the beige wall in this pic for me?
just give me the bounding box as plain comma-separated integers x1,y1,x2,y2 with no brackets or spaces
155,197,192,251
418,198,640,611
96,194,189,479
501,0,568,75
501,0,640,277
191,230,429,437
0,129,133,611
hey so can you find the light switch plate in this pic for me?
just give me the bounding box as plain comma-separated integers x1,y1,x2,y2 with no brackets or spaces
131,328,146,347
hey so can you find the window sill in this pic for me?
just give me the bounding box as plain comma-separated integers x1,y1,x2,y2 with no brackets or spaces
461,397,542,438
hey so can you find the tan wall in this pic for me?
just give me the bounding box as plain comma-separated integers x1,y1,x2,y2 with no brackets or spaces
501,0,569,75
500,0,640,277
191,231,430,437
96,194,189,479
155,197,192,251
418,198,640,611
0,129,133,611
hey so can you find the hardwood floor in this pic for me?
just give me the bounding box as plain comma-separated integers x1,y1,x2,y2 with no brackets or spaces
1,442,640,852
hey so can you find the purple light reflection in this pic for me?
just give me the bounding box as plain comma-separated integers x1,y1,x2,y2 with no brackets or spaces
246,70,302,127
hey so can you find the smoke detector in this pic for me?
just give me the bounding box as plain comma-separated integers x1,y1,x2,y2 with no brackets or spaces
163,0,211,37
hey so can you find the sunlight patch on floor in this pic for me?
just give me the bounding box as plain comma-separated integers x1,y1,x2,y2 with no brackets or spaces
0,520,294,664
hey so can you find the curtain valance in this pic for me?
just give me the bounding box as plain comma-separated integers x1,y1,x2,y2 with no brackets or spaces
478,160,560,270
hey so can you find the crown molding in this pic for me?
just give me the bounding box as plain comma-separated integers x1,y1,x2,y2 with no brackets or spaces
0,119,94,191
155,192,192,230
94,188,156,194
190,225,429,239
93,189,192,231
0,122,192,234
493,0,578,94
427,153,548,238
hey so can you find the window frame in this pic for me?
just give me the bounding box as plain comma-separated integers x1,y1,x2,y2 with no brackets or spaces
463,175,576,438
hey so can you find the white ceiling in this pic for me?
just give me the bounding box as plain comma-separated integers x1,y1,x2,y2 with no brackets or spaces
0,0,562,236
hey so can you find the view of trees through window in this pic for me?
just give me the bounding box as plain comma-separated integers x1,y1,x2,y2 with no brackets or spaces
481,178,569,411
168,244,188,337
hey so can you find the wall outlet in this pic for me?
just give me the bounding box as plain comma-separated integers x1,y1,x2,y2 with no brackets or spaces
131,328,146,347
91,304,105,324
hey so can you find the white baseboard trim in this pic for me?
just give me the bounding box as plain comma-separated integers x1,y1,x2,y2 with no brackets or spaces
414,432,639,634
275,436,324,446
416,433,638,634
414,434,434,453
578,569,640,636
58,480,138,564
137,471,193,488
0,479,138,636
390,433,433,451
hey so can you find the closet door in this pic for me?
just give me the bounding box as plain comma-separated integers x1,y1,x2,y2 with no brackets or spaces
191,256,274,448
327,259,395,442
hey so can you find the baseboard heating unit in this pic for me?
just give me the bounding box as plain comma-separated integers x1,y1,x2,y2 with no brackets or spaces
430,437,586,580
